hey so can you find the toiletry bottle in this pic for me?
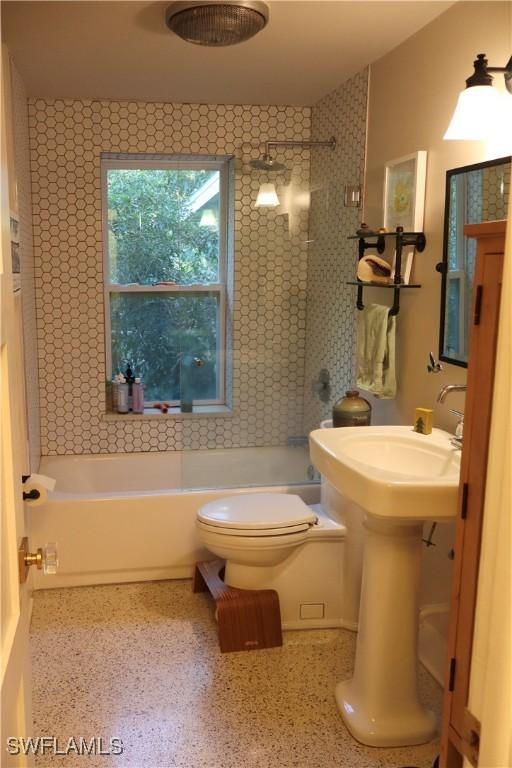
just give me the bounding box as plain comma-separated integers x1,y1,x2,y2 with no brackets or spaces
117,375,129,414
132,377,144,414
333,390,371,427
125,365,135,410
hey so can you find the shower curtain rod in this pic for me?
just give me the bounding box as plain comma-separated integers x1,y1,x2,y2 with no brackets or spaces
264,136,336,155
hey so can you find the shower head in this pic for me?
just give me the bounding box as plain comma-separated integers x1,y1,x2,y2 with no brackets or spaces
249,136,336,173
249,154,287,172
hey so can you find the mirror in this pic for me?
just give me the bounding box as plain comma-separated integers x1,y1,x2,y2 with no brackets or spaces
439,155,511,367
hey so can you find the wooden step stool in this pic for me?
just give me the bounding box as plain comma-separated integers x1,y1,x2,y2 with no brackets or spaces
193,559,283,653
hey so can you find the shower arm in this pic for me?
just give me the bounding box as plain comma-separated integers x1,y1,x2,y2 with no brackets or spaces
264,136,336,157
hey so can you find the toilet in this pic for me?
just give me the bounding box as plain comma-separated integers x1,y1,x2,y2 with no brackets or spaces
196,488,365,630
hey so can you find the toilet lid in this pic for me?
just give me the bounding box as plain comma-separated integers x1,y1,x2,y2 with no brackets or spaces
197,493,317,531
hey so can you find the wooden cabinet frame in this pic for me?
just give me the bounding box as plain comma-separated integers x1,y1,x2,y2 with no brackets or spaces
440,220,506,768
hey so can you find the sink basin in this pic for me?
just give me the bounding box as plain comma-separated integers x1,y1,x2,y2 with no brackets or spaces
309,425,461,520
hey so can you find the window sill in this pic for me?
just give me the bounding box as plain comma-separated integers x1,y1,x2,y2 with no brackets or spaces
103,405,232,421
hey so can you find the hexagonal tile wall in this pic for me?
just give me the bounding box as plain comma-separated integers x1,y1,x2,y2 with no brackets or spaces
28,99,312,454
481,165,509,220
303,68,369,434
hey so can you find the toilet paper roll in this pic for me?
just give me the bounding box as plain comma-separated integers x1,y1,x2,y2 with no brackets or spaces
23,473,56,507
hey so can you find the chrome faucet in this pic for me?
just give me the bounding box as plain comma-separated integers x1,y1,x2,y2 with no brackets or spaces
449,409,464,449
437,384,466,448
436,384,467,403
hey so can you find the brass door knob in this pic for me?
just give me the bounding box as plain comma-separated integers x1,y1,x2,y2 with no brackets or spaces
18,538,58,583
24,548,44,569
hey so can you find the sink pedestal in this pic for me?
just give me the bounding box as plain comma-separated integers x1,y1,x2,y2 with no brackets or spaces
336,516,436,747
309,426,460,746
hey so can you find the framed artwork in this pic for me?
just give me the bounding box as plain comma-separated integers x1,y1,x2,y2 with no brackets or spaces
383,151,427,283
383,151,427,231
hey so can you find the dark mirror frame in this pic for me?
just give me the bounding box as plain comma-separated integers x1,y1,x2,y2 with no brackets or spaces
439,155,511,368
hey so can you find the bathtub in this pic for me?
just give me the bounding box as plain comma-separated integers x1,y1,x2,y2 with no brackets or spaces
29,446,320,589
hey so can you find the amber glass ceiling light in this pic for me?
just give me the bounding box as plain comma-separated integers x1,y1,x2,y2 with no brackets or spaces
445,53,512,140
166,1,269,46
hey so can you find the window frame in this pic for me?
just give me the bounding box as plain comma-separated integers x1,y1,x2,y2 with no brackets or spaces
101,156,229,408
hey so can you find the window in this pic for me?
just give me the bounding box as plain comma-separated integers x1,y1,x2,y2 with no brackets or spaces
102,157,229,407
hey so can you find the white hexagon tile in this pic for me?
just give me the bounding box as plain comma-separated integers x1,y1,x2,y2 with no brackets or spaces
303,68,369,434
28,69,368,456
29,100,311,454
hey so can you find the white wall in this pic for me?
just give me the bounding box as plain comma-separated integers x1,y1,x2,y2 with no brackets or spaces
10,61,40,471
364,0,511,611
365,0,511,430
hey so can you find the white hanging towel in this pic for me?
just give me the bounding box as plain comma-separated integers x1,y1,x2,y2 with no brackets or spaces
356,303,397,399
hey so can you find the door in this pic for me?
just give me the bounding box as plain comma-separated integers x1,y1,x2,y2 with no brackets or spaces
439,221,506,768
1,48,34,767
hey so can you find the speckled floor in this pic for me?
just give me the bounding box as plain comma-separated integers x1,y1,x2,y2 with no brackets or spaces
30,580,441,768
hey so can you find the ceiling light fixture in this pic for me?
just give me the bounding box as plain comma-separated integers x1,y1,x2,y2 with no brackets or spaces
444,53,512,140
166,1,269,47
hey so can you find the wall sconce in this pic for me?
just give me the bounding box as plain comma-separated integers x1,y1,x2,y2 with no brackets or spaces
344,185,361,208
444,53,512,140
255,183,280,208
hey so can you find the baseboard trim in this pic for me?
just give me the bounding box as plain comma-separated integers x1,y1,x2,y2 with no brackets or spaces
33,565,195,590
282,618,358,631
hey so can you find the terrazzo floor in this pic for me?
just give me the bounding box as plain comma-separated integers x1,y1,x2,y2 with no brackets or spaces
30,580,442,768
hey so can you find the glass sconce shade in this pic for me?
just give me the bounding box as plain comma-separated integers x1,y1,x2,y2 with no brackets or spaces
444,85,503,140
255,183,280,207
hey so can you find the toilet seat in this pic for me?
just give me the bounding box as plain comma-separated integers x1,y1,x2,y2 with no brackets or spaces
197,493,317,534
197,519,311,537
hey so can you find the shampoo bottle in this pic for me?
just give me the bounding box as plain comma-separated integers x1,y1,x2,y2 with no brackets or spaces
117,375,129,414
132,377,144,414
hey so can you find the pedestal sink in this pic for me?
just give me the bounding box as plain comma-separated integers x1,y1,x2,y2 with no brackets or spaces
309,426,461,747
